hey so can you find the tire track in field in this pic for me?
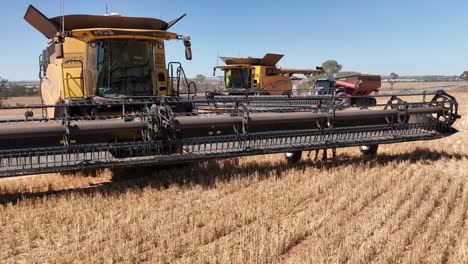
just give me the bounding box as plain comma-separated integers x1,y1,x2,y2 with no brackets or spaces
48,163,297,261
116,157,284,217
144,160,281,215
284,164,426,263
177,166,394,263
172,169,354,260
157,168,346,261
423,180,466,263
400,177,462,262
449,180,468,263
144,180,259,233
144,164,309,246
279,165,418,263
347,171,442,263
311,165,423,263
372,172,450,262
252,169,393,263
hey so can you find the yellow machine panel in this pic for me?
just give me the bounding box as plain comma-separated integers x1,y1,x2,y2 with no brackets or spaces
62,38,86,98
252,66,261,89
261,75,293,91
42,63,64,117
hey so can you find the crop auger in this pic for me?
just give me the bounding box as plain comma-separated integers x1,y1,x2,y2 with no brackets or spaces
0,5,461,177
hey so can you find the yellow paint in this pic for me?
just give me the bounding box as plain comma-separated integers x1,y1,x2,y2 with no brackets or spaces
71,29,178,43
41,62,64,117
38,25,182,117
252,66,260,88
59,139,76,144
226,70,232,88
62,38,86,98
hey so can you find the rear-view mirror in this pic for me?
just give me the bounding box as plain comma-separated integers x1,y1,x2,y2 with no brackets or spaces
184,39,192,60
185,46,192,60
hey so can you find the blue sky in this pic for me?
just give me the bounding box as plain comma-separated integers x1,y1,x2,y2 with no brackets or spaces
1,0,467,80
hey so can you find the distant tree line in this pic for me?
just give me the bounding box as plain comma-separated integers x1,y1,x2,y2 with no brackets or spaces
0,76,39,97
190,74,224,91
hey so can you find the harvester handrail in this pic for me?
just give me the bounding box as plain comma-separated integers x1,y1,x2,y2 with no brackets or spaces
62,59,85,98
168,62,197,100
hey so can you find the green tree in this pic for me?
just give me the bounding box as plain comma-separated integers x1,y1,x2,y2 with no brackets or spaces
389,72,399,90
321,60,342,78
193,74,206,85
460,71,468,81
389,72,399,80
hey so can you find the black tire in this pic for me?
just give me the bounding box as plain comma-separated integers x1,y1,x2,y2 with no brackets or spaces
360,145,379,156
284,151,302,164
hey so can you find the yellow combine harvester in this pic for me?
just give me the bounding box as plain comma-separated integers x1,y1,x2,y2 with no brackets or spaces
212,54,323,95
0,5,461,177
27,5,195,118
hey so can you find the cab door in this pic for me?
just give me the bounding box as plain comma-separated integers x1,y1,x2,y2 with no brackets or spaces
62,38,85,98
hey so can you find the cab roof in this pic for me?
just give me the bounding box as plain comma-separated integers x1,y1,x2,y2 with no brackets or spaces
50,15,168,32
24,5,185,39
220,53,284,67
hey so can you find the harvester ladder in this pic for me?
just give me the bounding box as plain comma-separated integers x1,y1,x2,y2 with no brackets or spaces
168,62,197,99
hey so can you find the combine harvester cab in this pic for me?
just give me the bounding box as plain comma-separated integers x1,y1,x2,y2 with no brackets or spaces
26,4,196,115
0,6,462,177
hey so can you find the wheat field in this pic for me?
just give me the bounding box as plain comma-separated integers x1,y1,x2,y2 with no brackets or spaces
0,89,467,263
379,80,468,90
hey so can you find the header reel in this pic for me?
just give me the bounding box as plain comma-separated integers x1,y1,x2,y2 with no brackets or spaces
0,90,461,178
